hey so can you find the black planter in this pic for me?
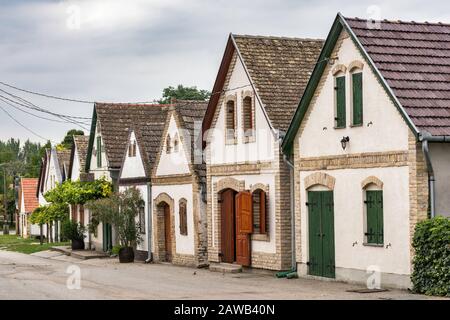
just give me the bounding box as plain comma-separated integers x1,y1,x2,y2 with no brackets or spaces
119,247,135,263
71,239,85,250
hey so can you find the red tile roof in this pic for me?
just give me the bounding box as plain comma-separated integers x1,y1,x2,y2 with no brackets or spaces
346,17,450,136
20,178,39,213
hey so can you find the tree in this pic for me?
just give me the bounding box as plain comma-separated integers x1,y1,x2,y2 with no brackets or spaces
59,129,84,150
158,85,210,104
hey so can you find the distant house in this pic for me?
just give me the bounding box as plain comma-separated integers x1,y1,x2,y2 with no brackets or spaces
202,34,323,271
18,178,39,238
282,14,450,288
68,135,90,247
85,103,169,252
149,100,208,266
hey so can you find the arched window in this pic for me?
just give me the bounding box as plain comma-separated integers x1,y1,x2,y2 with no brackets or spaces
363,180,383,245
252,189,267,235
179,199,187,236
243,96,254,137
173,134,179,153
128,140,137,157
226,100,236,141
166,135,172,153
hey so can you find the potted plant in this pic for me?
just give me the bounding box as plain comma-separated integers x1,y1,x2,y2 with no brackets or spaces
62,219,86,250
86,188,143,263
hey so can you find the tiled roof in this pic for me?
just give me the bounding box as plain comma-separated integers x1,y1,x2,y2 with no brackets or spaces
56,149,71,179
346,17,450,136
20,178,39,213
73,135,89,172
95,103,169,169
233,35,324,132
173,100,208,179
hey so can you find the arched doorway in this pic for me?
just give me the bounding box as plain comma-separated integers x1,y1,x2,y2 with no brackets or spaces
220,189,237,263
157,201,172,262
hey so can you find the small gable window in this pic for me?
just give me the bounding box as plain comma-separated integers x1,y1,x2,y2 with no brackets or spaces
243,95,254,139
364,186,383,245
225,99,236,141
351,72,363,126
173,134,179,153
96,136,102,168
166,135,172,153
179,199,188,236
252,189,267,235
128,140,137,157
334,75,346,128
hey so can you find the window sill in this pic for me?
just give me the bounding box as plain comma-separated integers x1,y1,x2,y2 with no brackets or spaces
333,126,346,130
243,136,256,144
363,243,384,247
350,124,363,128
251,233,270,242
225,138,237,145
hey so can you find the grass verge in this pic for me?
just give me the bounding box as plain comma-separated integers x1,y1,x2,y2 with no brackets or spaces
0,235,69,254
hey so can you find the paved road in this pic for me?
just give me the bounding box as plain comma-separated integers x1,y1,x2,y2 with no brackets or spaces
0,250,439,300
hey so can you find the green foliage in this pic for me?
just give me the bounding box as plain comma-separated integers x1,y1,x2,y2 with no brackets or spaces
59,129,84,150
61,220,86,241
30,206,47,225
86,188,143,247
44,178,112,204
158,85,210,104
111,245,122,255
30,203,69,225
411,216,450,296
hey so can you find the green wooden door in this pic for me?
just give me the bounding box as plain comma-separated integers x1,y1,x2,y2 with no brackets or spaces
102,223,112,252
307,191,335,278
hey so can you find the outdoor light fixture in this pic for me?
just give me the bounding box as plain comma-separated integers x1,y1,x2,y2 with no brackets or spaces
340,136,350,150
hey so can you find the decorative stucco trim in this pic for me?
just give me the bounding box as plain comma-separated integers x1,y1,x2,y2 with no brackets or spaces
361,176,384,189
304,172,336,190
214,177,245,193
332,64,347,76
249,183,269,194
349,60,364,72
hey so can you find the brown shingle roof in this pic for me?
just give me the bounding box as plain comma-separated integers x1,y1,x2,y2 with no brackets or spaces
56,149,71,179
346,17,450,136
73,135,89,172
233,35,324,132
20,178,39,213
95,103,169,169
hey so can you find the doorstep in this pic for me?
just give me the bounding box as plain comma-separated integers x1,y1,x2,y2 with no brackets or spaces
50,246,109,260
209,262,242,273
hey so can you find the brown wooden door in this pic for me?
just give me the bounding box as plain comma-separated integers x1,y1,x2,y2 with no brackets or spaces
164,204,172,262
220,189,235,263
235,191,252,266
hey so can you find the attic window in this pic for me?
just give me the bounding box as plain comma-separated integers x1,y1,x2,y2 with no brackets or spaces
166,135,172,153
173,134,179,153
243,95,255,138
128,140,137,157
225,99,236,141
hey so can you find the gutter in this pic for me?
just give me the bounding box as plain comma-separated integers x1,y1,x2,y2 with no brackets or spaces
419,132,450,218
282,150,296,272
145,181,153,263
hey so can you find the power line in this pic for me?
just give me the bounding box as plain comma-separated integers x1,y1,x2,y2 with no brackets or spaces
0,105,52,142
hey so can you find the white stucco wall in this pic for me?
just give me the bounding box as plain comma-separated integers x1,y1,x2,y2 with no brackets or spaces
44,149,62,193
429,143,450,217
211,173,277,254
298,33,410,157
208,57,275,165
152,184,195,255
71,144,81,181
156,115,191,176
120,131,147,179
299,167,411,275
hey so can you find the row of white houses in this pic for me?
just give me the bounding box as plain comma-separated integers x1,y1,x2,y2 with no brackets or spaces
35,13,450,289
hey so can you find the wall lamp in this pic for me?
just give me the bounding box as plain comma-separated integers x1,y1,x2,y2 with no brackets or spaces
340,136,350,150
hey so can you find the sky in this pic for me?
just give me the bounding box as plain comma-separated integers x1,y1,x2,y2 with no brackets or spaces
1,0,449,145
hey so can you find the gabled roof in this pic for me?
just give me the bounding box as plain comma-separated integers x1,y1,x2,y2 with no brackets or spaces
202,33,324,137
36,149,49,197
86,103,170,171
56,149,71,181
282,13,450,154
20,178,39,213
69,135,89,179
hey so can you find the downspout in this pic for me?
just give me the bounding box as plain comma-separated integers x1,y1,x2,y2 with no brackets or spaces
145,182,153,263
282,153,296,272
419,132,450,218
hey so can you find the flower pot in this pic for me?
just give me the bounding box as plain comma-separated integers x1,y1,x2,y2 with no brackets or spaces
71,239,85,250
119,247,135,263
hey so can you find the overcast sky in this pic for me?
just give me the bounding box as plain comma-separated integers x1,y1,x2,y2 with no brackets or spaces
1,0,449,145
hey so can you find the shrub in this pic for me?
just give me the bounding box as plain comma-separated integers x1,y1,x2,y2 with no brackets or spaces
411,216,450,296
61,220,86,242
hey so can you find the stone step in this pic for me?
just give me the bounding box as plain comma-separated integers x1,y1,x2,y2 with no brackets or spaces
209,262,242,273
50,246,109,260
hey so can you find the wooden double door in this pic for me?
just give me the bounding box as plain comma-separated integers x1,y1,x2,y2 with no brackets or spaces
307,191,335,278
220,189,253,266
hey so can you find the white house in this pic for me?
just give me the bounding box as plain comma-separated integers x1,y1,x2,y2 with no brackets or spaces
18,178,39,239
282,14,450,289
202,34,323,271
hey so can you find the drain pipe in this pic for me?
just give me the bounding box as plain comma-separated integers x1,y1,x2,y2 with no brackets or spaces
419,132,450,218
282,153,296,273
145,182,153,263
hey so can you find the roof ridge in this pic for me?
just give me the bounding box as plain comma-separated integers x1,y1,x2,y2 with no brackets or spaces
232,33,324,42
345,16,450,27
95,102,173,107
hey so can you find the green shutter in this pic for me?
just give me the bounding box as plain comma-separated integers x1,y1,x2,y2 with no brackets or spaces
307,192,322,277
366,190,383,244
352,73,363,126
97,136,102,168
335,76,346,128
321,191,335,278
